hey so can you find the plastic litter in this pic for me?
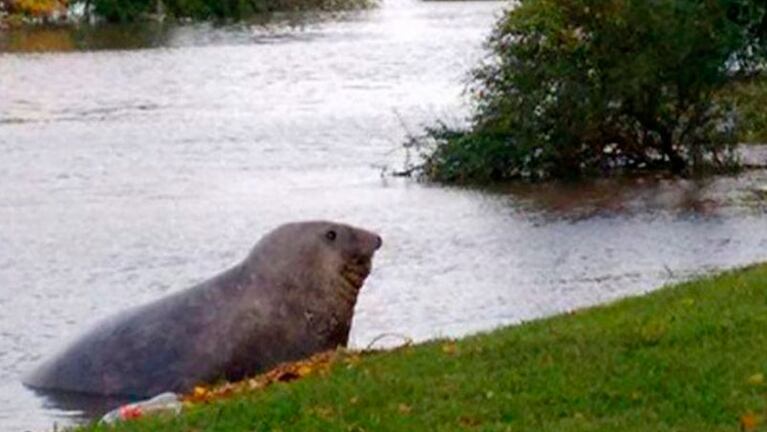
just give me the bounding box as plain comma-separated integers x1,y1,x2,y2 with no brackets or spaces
99,392,182,424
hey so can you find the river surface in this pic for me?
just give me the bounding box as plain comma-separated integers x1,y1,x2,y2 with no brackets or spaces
2,1,767,430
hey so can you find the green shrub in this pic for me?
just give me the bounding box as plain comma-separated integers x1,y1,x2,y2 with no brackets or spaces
719,74,767,143
91,0,155,22
420,0,767,182
84,0,374,22
162,0,256,20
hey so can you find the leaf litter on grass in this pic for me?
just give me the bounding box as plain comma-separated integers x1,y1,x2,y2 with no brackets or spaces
182,349,367,405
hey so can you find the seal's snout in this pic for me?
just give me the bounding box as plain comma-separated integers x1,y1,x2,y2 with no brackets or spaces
364,232,382,257
353,229,382,257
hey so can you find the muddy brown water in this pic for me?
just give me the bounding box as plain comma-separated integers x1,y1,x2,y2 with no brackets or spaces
2,1,767,430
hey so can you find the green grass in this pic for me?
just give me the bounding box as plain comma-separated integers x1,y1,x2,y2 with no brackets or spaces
77,264,767,431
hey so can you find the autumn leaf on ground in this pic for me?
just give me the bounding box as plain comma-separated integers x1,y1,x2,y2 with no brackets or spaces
442,342,457,355
297,364,313,377
457,415,481,427
182,350,341,405
740,412,761,431
184,386,212,403
312,406,334,419
747,373,764,386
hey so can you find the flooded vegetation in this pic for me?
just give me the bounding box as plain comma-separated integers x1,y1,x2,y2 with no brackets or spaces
0,0,374,27
1,0,766,430
416,0,767,183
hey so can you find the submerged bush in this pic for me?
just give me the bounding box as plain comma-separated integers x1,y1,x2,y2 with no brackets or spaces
420,0,767,182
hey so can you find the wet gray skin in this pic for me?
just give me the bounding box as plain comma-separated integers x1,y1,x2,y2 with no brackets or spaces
23,221,382,397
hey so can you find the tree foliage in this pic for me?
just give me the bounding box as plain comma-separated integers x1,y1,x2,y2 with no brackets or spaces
1,0,372,23
3,0,67,18
90,0,154,22
97,0,373,21
422,0,767,182
89,0,265,21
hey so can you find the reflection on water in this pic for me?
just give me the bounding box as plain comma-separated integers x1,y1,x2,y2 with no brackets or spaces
501,170,767,221
0,22,169,53
1,0,766,430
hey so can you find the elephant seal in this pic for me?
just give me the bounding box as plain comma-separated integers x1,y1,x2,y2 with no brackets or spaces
24,221,382,398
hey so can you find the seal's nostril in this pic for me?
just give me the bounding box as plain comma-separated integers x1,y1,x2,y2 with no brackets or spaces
374,235,382,250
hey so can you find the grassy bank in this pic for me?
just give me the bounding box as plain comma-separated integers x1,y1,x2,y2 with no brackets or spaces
77,264,767,431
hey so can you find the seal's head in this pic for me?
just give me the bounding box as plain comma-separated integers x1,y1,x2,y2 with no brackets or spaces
246,221,382,303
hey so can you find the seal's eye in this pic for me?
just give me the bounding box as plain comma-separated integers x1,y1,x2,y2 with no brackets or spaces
325,230,337,241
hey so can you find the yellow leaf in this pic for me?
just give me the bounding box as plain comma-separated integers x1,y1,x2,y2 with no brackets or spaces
313,406,334,419
747,373,764,385
442,342,457,355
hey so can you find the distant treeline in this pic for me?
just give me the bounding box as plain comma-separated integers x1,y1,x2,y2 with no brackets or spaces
2,0,68,22
90,0,373,22
1,0,373,23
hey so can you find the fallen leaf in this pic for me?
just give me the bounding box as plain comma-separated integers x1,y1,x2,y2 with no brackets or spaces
442,342,457,355
398,403,411,414
457,415,481,427
248,378,264,390
747,373,764,386
740,412,761,431
182,350,339,405
313,406,334,419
